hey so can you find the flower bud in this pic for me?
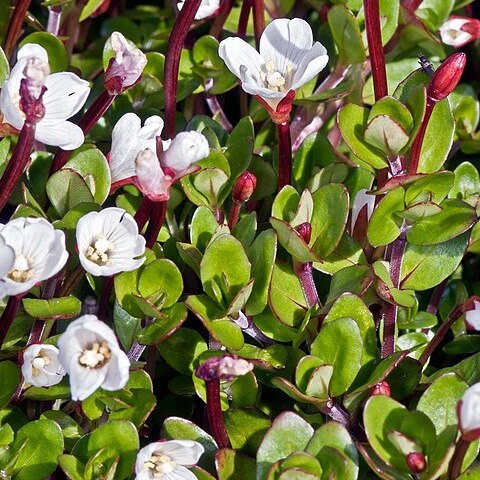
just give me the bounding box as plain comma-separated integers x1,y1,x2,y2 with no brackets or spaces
232,171,256,203
406,452,427,474
295,222,312,244
440,16,480,48
458,383,480,441
162,131,210,173
370,381,391,397
135,148,171,201
427,52,466,103
464,297,480,331
104,31,147,95
196,354,253,382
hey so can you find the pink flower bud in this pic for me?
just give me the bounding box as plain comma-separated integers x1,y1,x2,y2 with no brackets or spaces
370,381,391,397
232,171,256,203
427,53,466,103
406,452,426,473
458,383,480,441
196,354,253,382
295,222,312,244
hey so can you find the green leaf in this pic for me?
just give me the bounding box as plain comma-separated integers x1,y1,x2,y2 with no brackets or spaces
80,0,105,20
450,162,480,200
22,296,81,319
58,454,85,480
19,32,67,72
190,206,219,252
0,46,9,84
271,186,300,222
216,449,257,480
40,410,84,452
415,0,455,30
257,411,314,480
405,171,454,206
310,318,363,396
0,361,20,409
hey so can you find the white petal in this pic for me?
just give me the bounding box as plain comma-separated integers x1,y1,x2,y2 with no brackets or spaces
162,131,210,172
17,43,49,63
218,37,264,81
139,115,164,140
0,59,27,130
102,349,130,391
440,18,475,47
35,120,85,149
158,440,205,466
69,363,107,401
0,235,15,278
351,189,375,232
165,466,197,480
460,383,480,434
290,42,329,91
43,72,90,120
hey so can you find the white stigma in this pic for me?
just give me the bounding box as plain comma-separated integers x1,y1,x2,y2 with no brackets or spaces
86,235,114,265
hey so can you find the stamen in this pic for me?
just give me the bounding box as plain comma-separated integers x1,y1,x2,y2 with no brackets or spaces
144,453,177,477
8,254,34,283
79,341,112,369
86,235,114,265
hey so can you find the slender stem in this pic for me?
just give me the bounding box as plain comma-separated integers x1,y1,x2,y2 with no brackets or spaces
135,198,154,232
57,264,84,297
418,305,463,367
0,296,22,349
144,201,167,249
128,341,146,362
97,276,114,320
205,379,231,448
277,121,292,190
50,90,115,173
144,345,158,380
205,94,233,132
448,438,470,479
228,201,241,230
209,0,235,38
47,6,62,35
408,99,434,174
4,0,32,59
252,0,265,47
0,122,36,213
237,0,252,38
64,0,88,61
381,223,407,358
403,0,423,11
364,0,388,101
427,278,448,315
163,0,202,139
294,261,320,308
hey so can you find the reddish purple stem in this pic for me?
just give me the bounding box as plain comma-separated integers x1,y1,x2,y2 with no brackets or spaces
409,98,434,174
252,0,265,46
205,379,231,448
294,262,320,308
0,296,22,349
277,121,292,190
4,0,32,58
144,201,167,249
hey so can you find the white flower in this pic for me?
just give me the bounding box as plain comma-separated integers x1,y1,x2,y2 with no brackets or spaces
76,207,146,277
351,189,375,233
465,300,480,331
135,440,204,480
22,344,66,387
104,32,147,94
177,0,220,20
0,217,68,297
440,17,480,48
218,18,329,111
0,43,90,150
162,131,210,172
57,314,130,401
0,234,15,299
458,383,480,441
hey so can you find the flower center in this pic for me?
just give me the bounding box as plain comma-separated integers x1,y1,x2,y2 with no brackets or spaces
31,350,52,376
86,235,114,266
78,341,111,369
144,453,177,478
8,254,34,283
261,59,291,92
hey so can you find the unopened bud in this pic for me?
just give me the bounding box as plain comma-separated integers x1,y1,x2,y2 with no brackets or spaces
464,297,480,331
162,131,210,173
370,381,391,397
427,52,466,102
104,32,147,95
458,382,480,441
135,148,171,201
232,171,256,203
196,354,253,382
295,222,312,244
406,452,426,473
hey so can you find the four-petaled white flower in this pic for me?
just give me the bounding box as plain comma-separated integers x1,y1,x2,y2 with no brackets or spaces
458,382,480,441
177,0,220,20
0,43,91,149
440,17,480,48
22,344,66,387
465,299,480,331
219,18,328,118
57,314,130,401
135,440,204,480
76,207,146,277
104,31,148,95
109,112,210,201
0,217,68,297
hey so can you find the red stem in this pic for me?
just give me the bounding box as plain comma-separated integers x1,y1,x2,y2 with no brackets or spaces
294,261,320,308
364,0,388,101
144,201,167,249
4,0,32,59
0,296,22,349
97,275,114,320
0,122,36,212
277,121,292,190
209,0,235,38
448,438,470,479
163,0,203,139
134,198,154,231
252,0,265,47
408,98,435,174
206,379,231,448
238,0,252,38
228,201,241,230
403,0,423,11
50,89,115,173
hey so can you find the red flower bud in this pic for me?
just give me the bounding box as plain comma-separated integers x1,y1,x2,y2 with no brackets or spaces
295,222,312,244
370,381,391,397
427,52,466,102
232,171,256,203
406,452,426,473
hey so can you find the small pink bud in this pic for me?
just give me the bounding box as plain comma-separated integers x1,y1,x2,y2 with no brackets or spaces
406,452,426,473
427,52,466,102
371,381,391,397
295,222,312,244
232,171,256,203
196,354,253,382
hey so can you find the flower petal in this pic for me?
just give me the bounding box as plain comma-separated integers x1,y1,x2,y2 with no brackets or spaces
43,72,91,120
158,440,205,466
165,465,198,480
218,37,264,81
291,41,329,91
102,349,130,391
17,43,49,63
0,235,15,278
35,120,85,149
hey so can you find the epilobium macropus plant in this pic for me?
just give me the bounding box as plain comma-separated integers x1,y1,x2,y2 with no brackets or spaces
0,0,480,479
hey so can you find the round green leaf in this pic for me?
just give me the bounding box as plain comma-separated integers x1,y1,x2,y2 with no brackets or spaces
0,361,20,409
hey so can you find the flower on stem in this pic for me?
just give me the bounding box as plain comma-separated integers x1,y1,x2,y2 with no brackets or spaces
218,18,328,123
0,235,15,299
21,344,66,387
232,171,256,203
104,31,147,95
0,43,90,149
196,354,253,382
0,217,68,297
134,439,204,480
464,297,480,331
178,0,220,20
57,314,130,401
458,382,480,441
439,16,480,48
76,207,146,276
427,52,466,103
109,112,210,201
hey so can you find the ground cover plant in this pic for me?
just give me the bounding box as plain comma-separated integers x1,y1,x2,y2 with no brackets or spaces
1,0,480,478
